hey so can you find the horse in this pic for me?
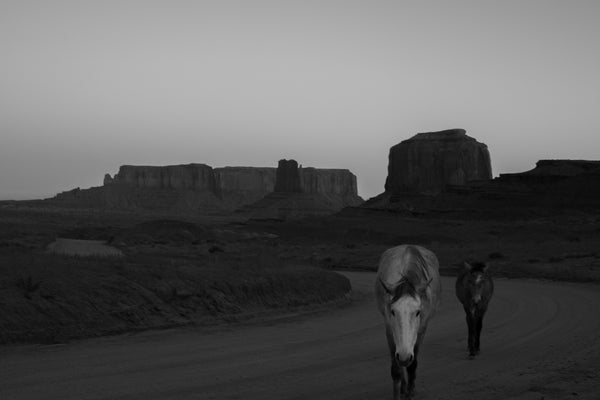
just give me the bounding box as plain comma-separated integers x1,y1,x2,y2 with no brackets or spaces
375,245,442,399
455,261,494,357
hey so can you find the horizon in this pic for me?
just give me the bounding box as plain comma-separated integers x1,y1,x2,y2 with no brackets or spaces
2,1,599,201
2,151,587,202
0,136,580,202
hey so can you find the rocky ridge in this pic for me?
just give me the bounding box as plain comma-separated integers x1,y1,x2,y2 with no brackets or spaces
365,158,600,217
51,161,361,216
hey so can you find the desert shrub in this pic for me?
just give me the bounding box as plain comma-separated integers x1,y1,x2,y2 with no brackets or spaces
208,245,224,253
16,275,42,299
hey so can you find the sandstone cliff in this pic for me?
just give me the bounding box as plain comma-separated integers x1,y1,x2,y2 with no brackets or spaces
300,167,359,196
365,158,600,218
240,159,363,220
274,160,302,193
50,160,362,216
109,164,218,192
489,159,600,208
385,128,492,195
214,167,276,208
214,167,275,193
273,159,360,196
499,160,600,181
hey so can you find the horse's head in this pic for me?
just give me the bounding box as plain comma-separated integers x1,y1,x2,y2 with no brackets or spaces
380,277,430,366
464,261,489,304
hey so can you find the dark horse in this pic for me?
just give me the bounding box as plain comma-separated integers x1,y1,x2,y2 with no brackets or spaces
455,261,494,357
376,245,442,399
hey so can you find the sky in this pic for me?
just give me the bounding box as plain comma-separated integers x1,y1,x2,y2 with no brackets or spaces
1,0,599,200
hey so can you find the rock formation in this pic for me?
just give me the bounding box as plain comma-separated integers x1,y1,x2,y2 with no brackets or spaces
58,163,223,213
272,159,360,196
108,164,218,192
300,167,359,196
489,159,600,208
274,160,302,193
50,160,362,217
364,158,600,217
103,174,113,185
385,128,492,195
240,159,363,220
214,167,275,193
214,166,276,207
498,160,600,181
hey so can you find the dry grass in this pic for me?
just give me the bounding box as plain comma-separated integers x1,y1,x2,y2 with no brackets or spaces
252,211,600,282
0,249,350,344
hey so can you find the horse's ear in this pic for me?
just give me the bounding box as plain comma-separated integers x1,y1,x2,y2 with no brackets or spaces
482,262,490,272
464,262,473,271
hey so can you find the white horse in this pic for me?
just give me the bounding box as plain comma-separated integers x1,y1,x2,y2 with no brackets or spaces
375,245,442,399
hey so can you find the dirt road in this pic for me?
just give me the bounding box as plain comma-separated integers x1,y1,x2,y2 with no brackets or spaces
1,272,599,400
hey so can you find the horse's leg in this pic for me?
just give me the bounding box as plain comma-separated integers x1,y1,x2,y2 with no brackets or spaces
406,337,422,398
391,362,407,400
405,359,417,399
474,310,484,354
465,309,475,357
387,328,407,399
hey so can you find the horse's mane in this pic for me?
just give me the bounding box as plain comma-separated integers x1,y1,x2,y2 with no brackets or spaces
391,280,418,302
468,261,487,273
390,246,431,301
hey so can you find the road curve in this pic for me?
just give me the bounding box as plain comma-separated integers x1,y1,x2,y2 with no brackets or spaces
1,273,599,400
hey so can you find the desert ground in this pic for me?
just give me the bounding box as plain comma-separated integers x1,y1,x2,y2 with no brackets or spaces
1,204,599,399
1,272,599,400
